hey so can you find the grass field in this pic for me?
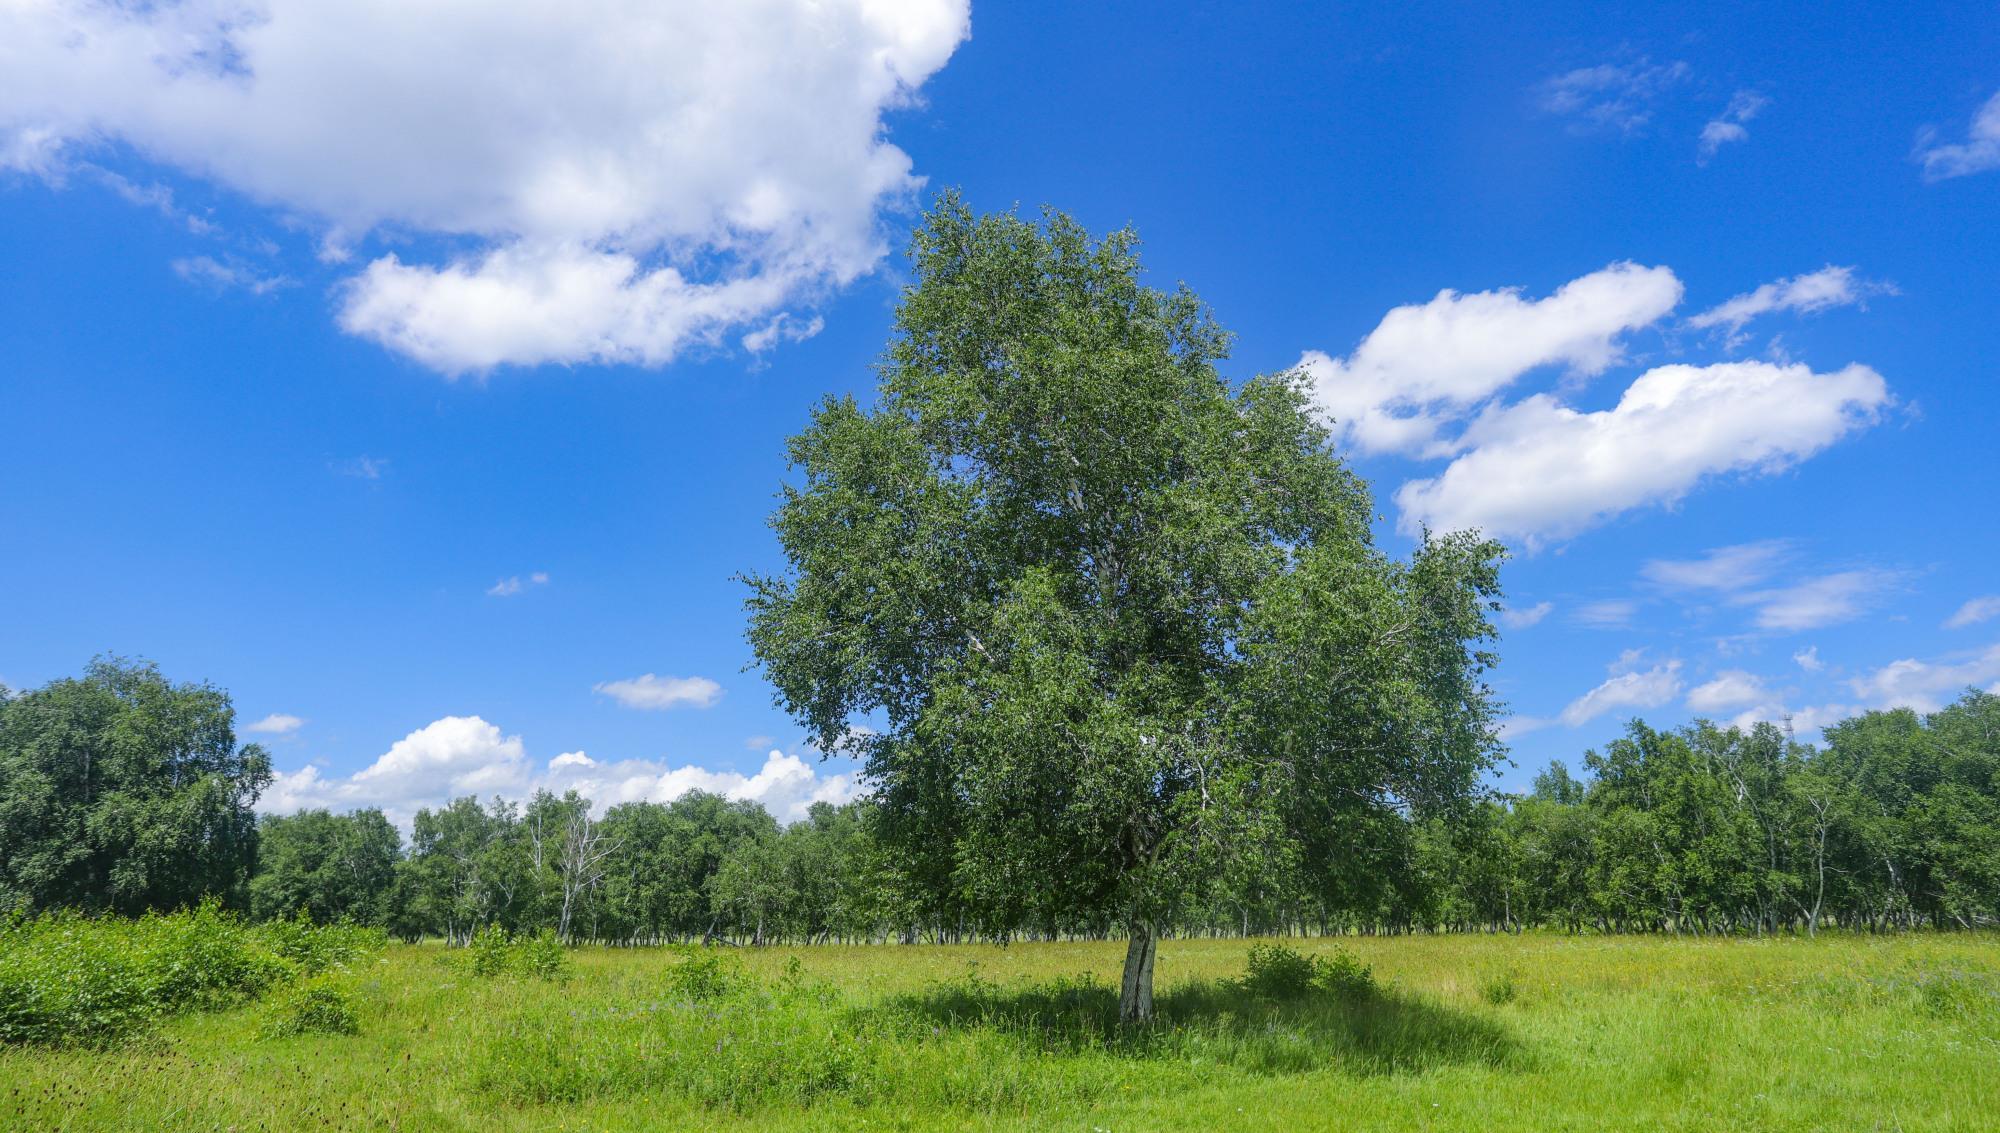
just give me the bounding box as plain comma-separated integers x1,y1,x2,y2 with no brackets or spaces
4,932,1997,1131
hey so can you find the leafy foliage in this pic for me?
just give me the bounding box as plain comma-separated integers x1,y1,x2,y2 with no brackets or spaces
1238,942,1372,1001
0,657,271,915
0,902,378,1047
261,975,360,1038
744,196,1504,1018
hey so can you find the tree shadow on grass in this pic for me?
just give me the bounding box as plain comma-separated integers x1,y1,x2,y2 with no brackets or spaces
875,969,1518,1078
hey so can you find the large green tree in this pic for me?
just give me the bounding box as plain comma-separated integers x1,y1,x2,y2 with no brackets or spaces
250,807,402,925
746,196,1505,1021
0,656,272,914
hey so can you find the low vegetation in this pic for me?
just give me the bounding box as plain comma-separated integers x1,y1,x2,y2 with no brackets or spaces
2,933,1994,1130
0,903,380,1047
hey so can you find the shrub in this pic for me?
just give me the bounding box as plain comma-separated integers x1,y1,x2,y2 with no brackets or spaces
468,924,515,977
258,909,386,976
465,925,573,981
0,916,157,1046
1239,942,1373,1001
1480,969,1520,1006
141,900,288,1011
0,902,315,1047
262,977,360,1038
664,947,744,1003
516,929,573,982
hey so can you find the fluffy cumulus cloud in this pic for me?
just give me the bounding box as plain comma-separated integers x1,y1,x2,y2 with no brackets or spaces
1917,89,2000,182
539,748,855,824
259,715,853,825
1848,643,2000,714
1506,652,1684,737
1558,656,1684,727
1393,360,1891,546
1299,258,1893,546
1688,266,1895,341
243,712,305,735
0,0,971,373
594,673,723,710
1300,262,1681,456
1686,669,1768,713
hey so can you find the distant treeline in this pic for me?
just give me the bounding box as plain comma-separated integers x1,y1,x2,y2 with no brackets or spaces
4,658,1997,941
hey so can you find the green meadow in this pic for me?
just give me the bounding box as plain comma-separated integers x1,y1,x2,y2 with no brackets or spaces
6,932,1997,1131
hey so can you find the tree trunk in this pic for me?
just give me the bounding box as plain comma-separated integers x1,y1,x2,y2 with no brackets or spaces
1118,924,1157,1025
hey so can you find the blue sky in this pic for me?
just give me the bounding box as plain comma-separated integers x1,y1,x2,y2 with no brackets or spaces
2,1,1996,822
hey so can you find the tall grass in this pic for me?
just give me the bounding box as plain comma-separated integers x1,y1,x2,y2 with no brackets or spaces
1,932,1996,1130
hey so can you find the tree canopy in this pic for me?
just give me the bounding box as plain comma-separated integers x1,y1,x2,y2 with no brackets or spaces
0,656,271,914
744,195,1507,1020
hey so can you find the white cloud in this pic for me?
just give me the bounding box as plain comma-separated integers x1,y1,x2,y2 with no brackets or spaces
1558,656,1684,727
1686,670,1768,713
260,716,854,826
1300,262,1681,456
1571,599,1638,629
1688,266,1895,338
1536,59,1690,134
1393,360,1892,546
1849,643,2000,714
1698,90,1767,163
1498,601,1553,630
351,715,533,799
594,673,723,710
1743,569,1899,631
1793,646,1823,672
543,748,855,824
487,571,551,598
1642,543,1898,632
244,712,305,735
173,254,292,296
0,0,971,374
1945,595,2000,630
1642,540,1790,592
1917,90,2000,181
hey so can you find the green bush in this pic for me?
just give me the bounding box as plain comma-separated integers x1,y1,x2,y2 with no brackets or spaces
1239,942,1373,1001
465,925,573,981
141,901,288,1011
516,929,573,982
0,901,359,1047
262,977,360,1038
1480,969,1520,1006
0,915,157,1046
664,947,745,1003
467,924,515,977
258,909,387,976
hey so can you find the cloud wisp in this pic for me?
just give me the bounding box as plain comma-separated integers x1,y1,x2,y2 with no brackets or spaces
594,673,724,711
1536,59,1690,134
488,572,551,598
1698,90,1768,164
1917,90,2000,181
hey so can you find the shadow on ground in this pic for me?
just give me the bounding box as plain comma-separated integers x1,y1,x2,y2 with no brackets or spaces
876,969,1518,1077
